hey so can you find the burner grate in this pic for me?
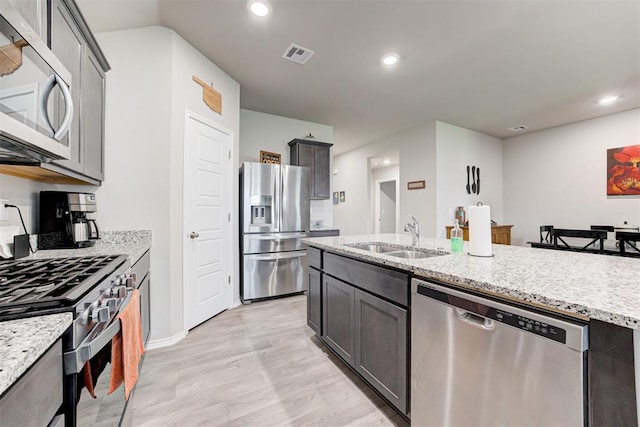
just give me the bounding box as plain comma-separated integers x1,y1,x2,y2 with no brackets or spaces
0,255,126,308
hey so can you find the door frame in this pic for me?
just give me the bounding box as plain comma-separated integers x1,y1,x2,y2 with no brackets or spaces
182,109,234,332
374,178,400,234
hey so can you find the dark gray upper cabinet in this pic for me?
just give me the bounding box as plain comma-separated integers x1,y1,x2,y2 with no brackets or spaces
288,139,333,200
47,0,109,184
50,0,83,172
81,50,105,181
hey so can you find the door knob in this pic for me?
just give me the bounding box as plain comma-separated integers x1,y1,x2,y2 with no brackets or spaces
190,232,200,239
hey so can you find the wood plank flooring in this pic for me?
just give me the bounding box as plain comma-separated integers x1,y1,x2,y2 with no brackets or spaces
131,295,409,426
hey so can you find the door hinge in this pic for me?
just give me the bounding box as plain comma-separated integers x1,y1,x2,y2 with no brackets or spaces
228,150,231,160
228,212,231,222
228,275,231,284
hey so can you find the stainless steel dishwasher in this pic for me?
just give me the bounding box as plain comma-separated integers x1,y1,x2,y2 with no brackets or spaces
411,279,588,426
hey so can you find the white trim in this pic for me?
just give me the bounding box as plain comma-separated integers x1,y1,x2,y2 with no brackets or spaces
182,109,233,332
146,330,188,350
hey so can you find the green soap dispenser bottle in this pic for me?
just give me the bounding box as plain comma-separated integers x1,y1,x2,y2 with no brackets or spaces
451,219,464,253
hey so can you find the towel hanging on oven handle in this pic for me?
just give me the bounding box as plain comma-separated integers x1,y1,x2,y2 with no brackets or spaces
63,289,135,375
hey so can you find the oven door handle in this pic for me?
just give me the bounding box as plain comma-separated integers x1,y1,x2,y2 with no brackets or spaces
63,290,134,375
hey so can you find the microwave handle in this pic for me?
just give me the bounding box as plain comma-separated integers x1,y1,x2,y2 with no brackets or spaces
38,74,74,141
38,74,56,135
54,74,73,140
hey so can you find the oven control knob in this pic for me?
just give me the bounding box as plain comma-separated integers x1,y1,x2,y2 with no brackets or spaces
117,286,127,298
104,298,118,312
125,273,136,288
92,306,110,323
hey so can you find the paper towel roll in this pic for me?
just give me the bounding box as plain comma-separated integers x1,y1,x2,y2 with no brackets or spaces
468,205,493,257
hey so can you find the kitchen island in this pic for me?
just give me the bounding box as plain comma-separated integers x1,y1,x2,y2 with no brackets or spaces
304,233,640,425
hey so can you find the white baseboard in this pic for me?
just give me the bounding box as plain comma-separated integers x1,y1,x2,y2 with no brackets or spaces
146,330,188,350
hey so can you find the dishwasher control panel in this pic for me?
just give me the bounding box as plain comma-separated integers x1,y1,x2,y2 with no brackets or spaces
495,309,567,344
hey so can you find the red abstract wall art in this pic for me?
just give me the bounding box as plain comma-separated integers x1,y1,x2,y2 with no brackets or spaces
607,144,640,195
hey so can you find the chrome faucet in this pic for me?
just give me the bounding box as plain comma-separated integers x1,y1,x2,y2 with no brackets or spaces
404,215,420,245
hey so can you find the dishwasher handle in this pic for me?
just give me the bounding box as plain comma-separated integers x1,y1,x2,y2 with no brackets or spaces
455,308,495,330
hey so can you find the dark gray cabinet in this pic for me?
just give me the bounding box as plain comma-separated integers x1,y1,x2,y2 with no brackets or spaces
354,289,407,413
312,247,410,416
46,0,108,184
288,139,333,200
322,275,355,366
307,267,322,335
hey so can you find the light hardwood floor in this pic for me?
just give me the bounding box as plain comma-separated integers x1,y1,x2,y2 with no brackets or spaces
131,295,409,426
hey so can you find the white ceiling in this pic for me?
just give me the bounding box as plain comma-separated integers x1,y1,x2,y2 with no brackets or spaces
77,0,640,155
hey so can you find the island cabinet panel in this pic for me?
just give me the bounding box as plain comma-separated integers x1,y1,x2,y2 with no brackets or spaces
322,275,355,367
307,267,322,335
354,289,408,414
307,246,322,269
588,320,638,425
324,252,409,307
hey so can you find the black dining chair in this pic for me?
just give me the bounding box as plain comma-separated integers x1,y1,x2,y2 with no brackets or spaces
590,225,615,232
616,232,640,256
540,225,553,244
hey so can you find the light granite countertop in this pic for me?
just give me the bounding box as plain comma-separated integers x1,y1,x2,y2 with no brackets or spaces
29,230,151,265
303,233,640,329
0,313,72,397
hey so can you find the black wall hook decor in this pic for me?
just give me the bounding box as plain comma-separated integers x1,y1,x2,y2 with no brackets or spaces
466,165,481,195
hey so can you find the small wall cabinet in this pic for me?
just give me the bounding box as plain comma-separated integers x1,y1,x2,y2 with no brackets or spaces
446,224,514,245
288,139,333,200
48,0,108,184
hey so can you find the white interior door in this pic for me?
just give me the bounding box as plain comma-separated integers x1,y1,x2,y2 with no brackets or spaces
184,111,232,330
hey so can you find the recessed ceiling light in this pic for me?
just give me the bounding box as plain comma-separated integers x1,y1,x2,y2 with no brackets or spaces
598,95,620,105
508,125,528,132
248,0,271,17
383,159,391,164
381,53,399,66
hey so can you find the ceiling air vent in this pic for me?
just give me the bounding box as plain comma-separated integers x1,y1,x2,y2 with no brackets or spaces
508,125,529,132
282,43,315,64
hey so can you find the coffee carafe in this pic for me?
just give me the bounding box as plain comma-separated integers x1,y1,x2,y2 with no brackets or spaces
38,192,101,249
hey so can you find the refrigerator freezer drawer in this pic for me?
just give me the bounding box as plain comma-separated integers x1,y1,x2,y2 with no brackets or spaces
242,250,308,301
243,232,308,254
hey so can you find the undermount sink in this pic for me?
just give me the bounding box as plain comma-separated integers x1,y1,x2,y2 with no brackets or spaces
347,243,444,259
348,243,399,253
386,250,440,259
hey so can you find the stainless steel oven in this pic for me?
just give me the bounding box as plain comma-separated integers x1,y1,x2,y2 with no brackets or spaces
0,1,73,162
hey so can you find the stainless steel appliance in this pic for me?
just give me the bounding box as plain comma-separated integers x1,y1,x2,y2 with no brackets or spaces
0,1,73,163
0,254,150,427
39,191,101,249
411,278,588,426
240,162,310,302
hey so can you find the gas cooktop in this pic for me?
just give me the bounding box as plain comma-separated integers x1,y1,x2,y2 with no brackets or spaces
0,255,128,310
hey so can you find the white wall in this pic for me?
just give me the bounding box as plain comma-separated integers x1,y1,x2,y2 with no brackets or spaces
239,109,334,226
504,108,640,246
333,122,437,237
95,26,240,342
436,121,504,237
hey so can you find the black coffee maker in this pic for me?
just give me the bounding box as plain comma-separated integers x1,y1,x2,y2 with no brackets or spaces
38,191,101,249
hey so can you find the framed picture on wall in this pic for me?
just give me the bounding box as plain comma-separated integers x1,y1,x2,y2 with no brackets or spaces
260,150,281,164
607,144,640,195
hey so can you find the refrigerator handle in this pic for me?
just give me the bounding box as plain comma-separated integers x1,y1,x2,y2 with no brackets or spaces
273,164,281,231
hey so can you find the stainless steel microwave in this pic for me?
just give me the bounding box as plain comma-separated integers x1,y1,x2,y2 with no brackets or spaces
0,1,72,163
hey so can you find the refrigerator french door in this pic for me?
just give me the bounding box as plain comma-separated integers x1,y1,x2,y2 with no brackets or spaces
240,162,310,302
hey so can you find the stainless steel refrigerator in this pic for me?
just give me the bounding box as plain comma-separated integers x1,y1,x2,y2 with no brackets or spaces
240,162,310,302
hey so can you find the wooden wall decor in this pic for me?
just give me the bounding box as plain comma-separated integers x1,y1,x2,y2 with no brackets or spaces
407,180,426,190
192,75,222,115
260,150,281,164
0,40,28,76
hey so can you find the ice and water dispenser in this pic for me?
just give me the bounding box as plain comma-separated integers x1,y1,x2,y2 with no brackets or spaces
250,195,272,225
